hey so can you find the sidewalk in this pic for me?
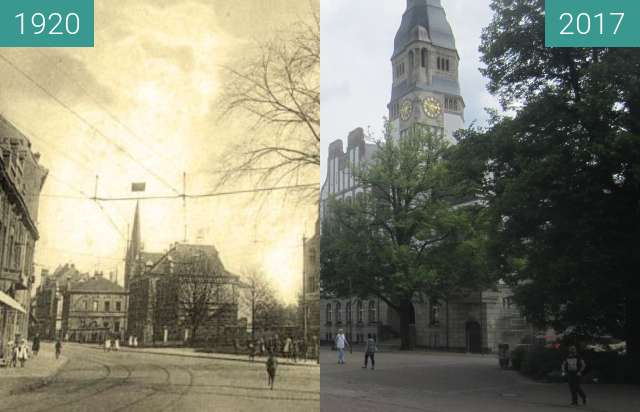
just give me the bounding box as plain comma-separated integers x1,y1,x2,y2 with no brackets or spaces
0,342,68,396
80,343,320,367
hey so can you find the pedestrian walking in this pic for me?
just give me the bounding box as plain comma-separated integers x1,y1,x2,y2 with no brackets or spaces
104,336,112,352
128,335,133,347
248,340,256,362
334,329,349,365
114,338,120,352
133,337,138,347
266,350,278,390
32,335,40,357
16,339,29,368
55,339,62,360
283,336,292,360
362,334,377,370
562,346,587,406
289,337,298,363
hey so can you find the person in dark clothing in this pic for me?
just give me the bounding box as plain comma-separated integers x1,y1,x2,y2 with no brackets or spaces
55,339,62,360
266,350,277,390
562,346,587,406
32,335,40,357
362,334,377,370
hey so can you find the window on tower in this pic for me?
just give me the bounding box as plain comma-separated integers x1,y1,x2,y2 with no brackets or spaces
446,59,450,72
421,49,427,68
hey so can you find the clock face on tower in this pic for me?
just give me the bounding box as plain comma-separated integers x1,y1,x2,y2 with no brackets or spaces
423,97,442,118
399,99,413,121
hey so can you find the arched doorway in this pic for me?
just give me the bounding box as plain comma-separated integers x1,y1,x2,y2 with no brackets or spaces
465,320,482,354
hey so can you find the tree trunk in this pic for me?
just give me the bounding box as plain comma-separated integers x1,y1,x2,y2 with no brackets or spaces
399,299,414,350
626,297,640,383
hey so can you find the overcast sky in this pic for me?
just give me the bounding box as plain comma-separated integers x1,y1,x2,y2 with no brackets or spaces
0,0,317,304
321,0,498,179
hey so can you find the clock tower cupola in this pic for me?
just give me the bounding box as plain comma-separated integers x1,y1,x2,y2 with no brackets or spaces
388,0,465,141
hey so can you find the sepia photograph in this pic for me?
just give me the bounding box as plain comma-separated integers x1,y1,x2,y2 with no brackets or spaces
320,0,639,411
0,1,319,411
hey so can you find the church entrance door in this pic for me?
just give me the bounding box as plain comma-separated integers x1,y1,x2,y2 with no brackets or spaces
465,321,482,354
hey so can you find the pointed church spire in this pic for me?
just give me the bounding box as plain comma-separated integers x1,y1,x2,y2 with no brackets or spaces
124,201,141,290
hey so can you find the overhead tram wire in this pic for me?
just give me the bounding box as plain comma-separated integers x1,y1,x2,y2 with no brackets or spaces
0,53,181,196
86,183,318,202
8,117,101,175
37,50,184,176
28,182,316,202
46,173,127,239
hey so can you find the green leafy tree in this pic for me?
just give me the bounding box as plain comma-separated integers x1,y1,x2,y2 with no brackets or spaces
457,0,640,378
321,127,493,349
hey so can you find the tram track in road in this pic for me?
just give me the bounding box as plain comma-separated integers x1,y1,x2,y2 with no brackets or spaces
9,352,136,412
0,356,113,411
157,364,196,412
109,361,173,412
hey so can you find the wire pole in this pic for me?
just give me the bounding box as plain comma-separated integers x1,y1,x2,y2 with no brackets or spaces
94,175,99,201
182,172,187,243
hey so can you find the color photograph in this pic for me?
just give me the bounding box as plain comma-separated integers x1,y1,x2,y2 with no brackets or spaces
320,1,639,411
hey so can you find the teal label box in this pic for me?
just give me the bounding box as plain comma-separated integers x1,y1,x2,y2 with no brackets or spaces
546,0,640,47
0,0,94,47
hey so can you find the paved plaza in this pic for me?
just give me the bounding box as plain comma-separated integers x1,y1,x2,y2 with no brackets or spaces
320,347,640,412
0,343,319,412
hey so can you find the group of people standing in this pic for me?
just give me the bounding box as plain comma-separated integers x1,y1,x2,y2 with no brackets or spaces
103,336,121,352
2,335,63,368
240,334,320,363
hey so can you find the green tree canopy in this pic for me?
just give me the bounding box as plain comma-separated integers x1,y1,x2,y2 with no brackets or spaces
321,127,493,349
458,0,640,379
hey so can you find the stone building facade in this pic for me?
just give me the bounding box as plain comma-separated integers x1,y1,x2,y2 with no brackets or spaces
320,0,530,352
61,274,128,343
125,204,241,346
0,115,47,358
32,264,89,339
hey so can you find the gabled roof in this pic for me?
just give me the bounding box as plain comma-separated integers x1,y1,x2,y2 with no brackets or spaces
69,277,125,294
144,243,240,282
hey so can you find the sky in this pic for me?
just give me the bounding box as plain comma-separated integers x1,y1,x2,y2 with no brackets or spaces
320,0,499,179
0,0,318,304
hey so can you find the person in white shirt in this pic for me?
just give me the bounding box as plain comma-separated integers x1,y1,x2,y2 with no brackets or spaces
334,329,349,365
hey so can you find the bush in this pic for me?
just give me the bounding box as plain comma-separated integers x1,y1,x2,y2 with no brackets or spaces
510,345,528,371
520,346,563,380
515,346,630,383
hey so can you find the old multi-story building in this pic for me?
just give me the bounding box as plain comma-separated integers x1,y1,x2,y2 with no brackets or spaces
125,203,242,346
0,115,47,358
320,0,530,352
301,218,320,340
61,272,127,343
32,264,89,339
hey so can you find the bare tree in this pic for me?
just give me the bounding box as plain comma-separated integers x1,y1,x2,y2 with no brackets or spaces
174,254,236,343
216,8,319,198
242,269,290,337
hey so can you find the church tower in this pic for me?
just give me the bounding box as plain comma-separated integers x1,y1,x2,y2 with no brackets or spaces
124,201,141,291
388,0,465,142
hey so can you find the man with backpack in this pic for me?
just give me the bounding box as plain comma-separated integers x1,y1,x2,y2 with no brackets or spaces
561,345,587,406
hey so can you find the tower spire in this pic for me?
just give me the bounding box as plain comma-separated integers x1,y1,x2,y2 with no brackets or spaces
124,201,141,290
